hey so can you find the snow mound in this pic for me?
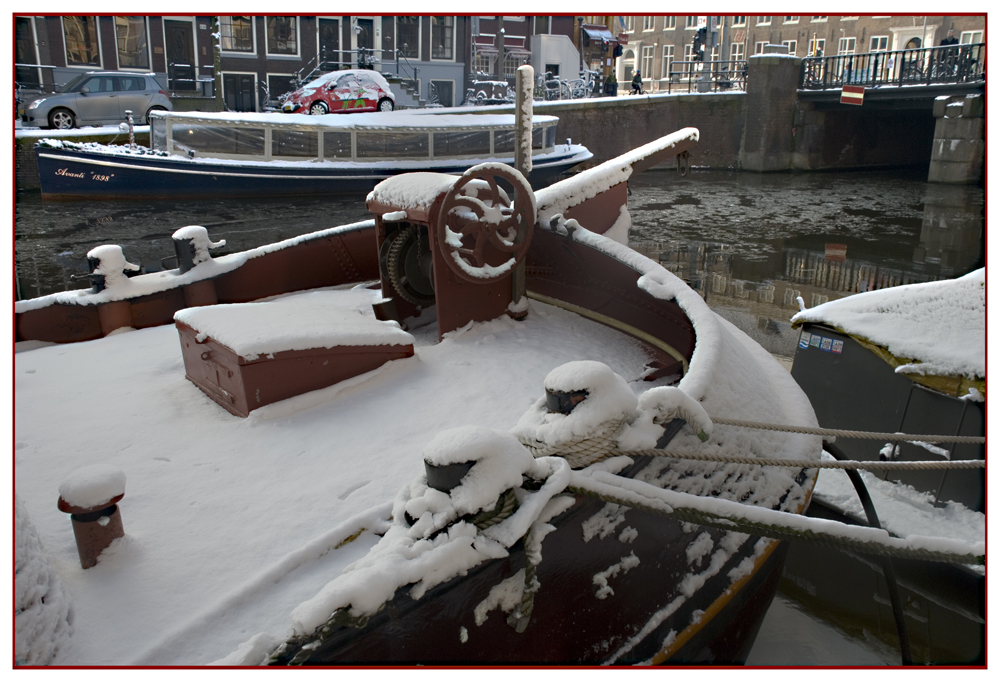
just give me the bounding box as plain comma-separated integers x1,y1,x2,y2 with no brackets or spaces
58,463,126,510
791,269,984,379
15,496,74,665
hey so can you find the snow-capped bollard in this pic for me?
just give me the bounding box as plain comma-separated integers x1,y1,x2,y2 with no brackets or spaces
172,225,226,273
57,464,127,569
513,361,638,466
86,245,139,293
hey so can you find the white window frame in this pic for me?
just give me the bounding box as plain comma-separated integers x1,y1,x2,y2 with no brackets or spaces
220,16,257,56
784,16,799,24
730,42,745,61
732,17,747,27
623,16,635,32
840,17,859,21
61,15,103,69
114,16,152,71
782,40,797,56
811,16,828,23
960,31,983,44
394,17,421,61
641,45,654,76
661,44,675,78
869,35,889,52
838,37,856,56
430,16,456,61
757,17,771,26
685,16,698,29
664,16,676,30
754,41,766,55
643,16,655,32
265,16,300,58
808,38,826,55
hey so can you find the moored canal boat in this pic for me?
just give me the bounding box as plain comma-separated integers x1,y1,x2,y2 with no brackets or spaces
32,110,592,201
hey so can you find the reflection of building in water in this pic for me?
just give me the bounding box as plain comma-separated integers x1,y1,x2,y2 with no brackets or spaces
915,183,984,276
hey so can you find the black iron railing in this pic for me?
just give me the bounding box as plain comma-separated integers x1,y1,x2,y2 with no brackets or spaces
660,59,748,93
800,43,985,90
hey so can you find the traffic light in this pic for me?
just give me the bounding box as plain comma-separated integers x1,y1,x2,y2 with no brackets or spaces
693,27,707,61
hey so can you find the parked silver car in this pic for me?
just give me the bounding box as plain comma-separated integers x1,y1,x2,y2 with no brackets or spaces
22,71,173,130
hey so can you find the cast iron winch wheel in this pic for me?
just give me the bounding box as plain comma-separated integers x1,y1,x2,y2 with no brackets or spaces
436,164,536,284
384,224,435,306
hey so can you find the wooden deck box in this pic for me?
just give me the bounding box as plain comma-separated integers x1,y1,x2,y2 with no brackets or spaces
174,295,414,417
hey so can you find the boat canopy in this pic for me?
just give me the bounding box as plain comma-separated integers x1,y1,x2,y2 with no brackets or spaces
150,110,561,163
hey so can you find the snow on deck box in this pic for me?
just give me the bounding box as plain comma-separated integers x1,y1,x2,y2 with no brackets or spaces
174,293,415,417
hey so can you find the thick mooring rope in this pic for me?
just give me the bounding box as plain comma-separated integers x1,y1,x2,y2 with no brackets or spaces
710,416,986,444
626,449,985,471
566,483,984,566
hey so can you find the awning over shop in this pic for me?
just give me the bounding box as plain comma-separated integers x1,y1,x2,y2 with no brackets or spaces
582,25,617,43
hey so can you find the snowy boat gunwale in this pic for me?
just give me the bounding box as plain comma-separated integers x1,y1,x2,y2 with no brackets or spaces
33,109,593,200
17,129,827,665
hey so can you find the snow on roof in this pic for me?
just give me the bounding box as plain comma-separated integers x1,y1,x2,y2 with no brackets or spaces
791,268,984,379
156,110,558,131
174,290,414,360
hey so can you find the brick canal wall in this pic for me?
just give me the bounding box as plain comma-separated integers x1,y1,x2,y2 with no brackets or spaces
534,93,745,170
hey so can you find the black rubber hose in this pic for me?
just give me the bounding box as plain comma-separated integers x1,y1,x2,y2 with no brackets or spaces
824,439,913,665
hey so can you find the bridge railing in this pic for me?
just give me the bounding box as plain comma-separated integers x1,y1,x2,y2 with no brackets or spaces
661,59,749,93
799,43,985,90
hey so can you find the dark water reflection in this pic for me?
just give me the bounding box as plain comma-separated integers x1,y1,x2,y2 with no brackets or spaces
13,168,984,664
627,168,984,358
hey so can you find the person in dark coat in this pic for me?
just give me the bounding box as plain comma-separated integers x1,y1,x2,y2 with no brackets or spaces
631,71,643,95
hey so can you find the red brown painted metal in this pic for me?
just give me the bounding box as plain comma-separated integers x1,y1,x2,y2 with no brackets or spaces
175,321,414,418
58,494,126,570
270,457,798,665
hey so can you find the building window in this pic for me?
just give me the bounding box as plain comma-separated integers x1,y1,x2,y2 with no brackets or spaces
683,44,693,63
431,16,454,60
221,16,254,53
837,37,856,55
754,41,767,55
960,31,984,44
732,17,747,27
623,16,634,32
266,17,298,56
840,16,859,21
661,44,675,78
533,16,550,34
664,16,676,30
643,16,655,31
811,16,828,22
396,17,420,59
869,36,888,52
641,45,654,76
784,16,799,23
757,17,771,26
63,16,101,66
504,52,529,79
685,16,698,29
808,38,826,56
782,40,797,55
115,16,149,69
266,73,296,107
731,42,745,61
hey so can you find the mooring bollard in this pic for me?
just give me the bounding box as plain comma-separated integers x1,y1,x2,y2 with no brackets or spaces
57,464,126,569
172,225,226,273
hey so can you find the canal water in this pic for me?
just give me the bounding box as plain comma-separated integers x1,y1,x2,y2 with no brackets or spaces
13,167,985,665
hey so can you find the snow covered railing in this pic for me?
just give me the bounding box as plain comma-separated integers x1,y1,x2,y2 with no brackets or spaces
534,127,699,225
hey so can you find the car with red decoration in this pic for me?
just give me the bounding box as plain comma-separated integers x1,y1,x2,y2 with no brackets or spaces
281,69,396,115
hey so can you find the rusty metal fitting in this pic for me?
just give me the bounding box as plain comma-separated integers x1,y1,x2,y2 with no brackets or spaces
57,465,126,569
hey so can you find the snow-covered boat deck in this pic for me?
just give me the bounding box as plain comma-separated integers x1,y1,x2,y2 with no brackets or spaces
15,286,667,664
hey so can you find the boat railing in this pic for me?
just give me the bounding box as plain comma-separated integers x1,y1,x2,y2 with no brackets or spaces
150,112,561,163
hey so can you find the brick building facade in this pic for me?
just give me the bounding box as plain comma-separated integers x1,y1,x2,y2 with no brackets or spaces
619,15,985,92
